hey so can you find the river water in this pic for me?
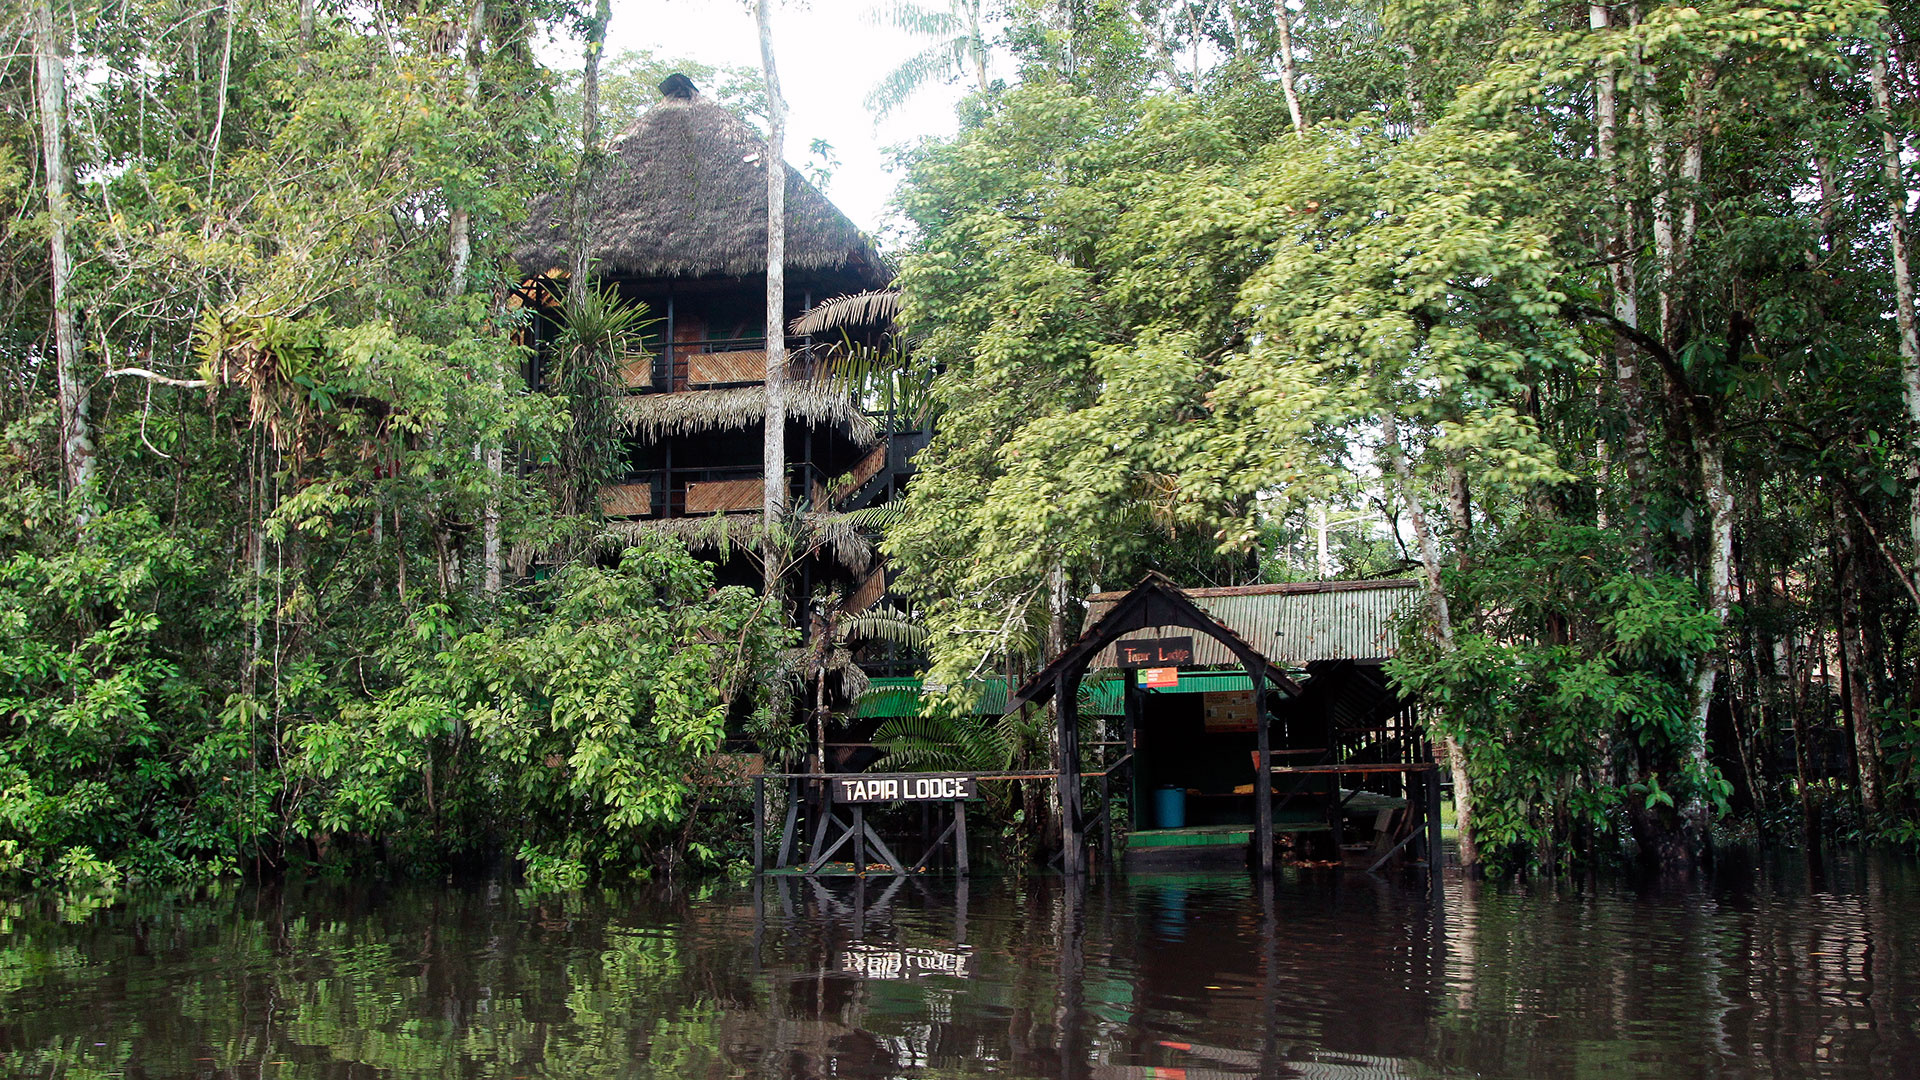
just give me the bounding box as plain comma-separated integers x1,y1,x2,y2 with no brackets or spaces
1,852,1915,1078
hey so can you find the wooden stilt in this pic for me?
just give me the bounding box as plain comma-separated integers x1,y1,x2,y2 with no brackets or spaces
1253,658,1274,874
776,776,800,868
752,774,765,874
1056,671,1082,876
1427,761,1444,872
955,799,969,875
1122,670,1142,833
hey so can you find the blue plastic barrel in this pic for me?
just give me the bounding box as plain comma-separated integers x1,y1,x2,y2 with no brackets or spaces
1154,786,1186,829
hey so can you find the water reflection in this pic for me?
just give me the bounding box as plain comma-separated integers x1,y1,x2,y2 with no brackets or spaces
1,854,1915,1078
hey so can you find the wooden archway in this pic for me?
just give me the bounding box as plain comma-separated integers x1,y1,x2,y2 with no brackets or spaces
1009,573,1301,874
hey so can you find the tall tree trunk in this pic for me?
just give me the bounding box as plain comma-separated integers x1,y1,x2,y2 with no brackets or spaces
449,0,504,596
758,0,789,587
1870,46,1920,604
1274,0,1305,134
1444,454,1471,570
298,0,316,74
1834,494,1884,815
1593,4,1649,526
1043,560,1070,851
31,0,92,516
969,2,989,92
1383,416,1480,869
1682,420,1734,852
448,0,484,298
568,0,610,298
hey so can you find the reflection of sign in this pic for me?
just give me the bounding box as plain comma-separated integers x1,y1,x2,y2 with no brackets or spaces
833,773,978,803
1117,636,1195,668
840,943,972,979
1142,667,1179,689
1203,690,1257,733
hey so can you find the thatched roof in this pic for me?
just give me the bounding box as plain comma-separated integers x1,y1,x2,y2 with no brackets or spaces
515,87,890,286
615,385,879,445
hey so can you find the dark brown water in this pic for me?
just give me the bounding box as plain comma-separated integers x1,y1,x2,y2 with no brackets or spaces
2,854,1917,1078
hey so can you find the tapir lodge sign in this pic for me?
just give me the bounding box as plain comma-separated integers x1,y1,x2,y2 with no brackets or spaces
840,943,972,979
833,773,978,804
1116,636,1195,668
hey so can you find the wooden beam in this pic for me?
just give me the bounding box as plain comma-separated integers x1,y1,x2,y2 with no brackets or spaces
1271,763,1438,774
1253,657,1274,874
1067,668,1082,868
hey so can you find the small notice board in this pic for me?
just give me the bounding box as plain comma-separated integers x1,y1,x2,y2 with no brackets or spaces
1203,690,1258,733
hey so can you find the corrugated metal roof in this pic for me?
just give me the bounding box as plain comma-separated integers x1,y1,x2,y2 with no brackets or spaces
1085,580,1420,668
856,675,1123,716
852,677,1012,719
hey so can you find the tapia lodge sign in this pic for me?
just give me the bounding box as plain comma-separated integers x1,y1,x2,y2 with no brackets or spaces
833,773,979,804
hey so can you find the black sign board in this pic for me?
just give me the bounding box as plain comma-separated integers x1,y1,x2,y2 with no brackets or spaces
1115,636,1195,668
833,773,978,804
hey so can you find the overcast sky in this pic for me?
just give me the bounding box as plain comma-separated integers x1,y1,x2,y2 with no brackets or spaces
586,0,982,244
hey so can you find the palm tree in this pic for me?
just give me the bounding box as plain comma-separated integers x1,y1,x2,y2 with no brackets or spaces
865,0,991,118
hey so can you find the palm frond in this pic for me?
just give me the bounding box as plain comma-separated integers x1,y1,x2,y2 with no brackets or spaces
791,289,901,335
866,0,963,37
866,40,968,117
835,503,909,534
843,605,928,652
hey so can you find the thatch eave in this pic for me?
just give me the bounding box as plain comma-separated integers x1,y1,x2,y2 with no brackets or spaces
615,385,879,445
600,512,876,574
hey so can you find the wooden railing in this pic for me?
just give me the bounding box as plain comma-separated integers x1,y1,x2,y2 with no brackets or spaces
627,336,825,394
601,462,835,519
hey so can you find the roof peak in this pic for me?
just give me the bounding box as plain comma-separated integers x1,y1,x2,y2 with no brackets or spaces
659,73,697,100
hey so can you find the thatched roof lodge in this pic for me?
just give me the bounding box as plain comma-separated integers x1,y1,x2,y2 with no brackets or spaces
517,76,912,542
514,81,889,291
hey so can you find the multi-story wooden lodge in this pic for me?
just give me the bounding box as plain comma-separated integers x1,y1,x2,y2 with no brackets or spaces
514,75,923,615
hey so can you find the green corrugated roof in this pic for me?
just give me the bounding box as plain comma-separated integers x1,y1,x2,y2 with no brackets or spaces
852,677,1010,719
854,675,1122,718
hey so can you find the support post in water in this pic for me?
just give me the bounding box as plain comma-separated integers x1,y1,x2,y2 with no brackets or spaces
955,800,969,875
1427,756,1445,881
1056,670,1083,875
1252,657,1273,874
752,774,765,875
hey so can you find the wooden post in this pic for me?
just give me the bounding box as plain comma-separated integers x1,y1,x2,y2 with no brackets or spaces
1426,760,1444,874
1100,771,1113,871
753,774,766,874
954,799,970,875
853,805,867,876
1252,659,1274,874
1056,671,1082,875
776,776,800,868
1122,669,1142,832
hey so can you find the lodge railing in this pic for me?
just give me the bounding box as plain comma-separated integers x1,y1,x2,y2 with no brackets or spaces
625,336,827,394
601,461,838,519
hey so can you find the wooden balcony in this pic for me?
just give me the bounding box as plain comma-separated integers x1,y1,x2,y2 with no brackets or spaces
600,463,834,520
625,337,825,394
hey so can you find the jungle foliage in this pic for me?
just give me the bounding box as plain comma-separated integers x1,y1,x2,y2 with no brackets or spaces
0,0,791,888
11,0,1920,886
880,0,1920,872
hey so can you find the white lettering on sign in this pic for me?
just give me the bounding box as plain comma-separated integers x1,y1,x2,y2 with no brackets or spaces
839,944,973,980
833,774,979,803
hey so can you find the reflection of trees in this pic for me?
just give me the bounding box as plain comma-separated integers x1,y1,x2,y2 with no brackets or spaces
0,865,1916,1077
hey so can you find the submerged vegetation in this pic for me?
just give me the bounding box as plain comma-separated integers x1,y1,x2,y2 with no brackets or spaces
4,0,1920,887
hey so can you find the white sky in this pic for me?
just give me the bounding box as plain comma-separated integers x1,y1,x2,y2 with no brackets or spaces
593,0,981,245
